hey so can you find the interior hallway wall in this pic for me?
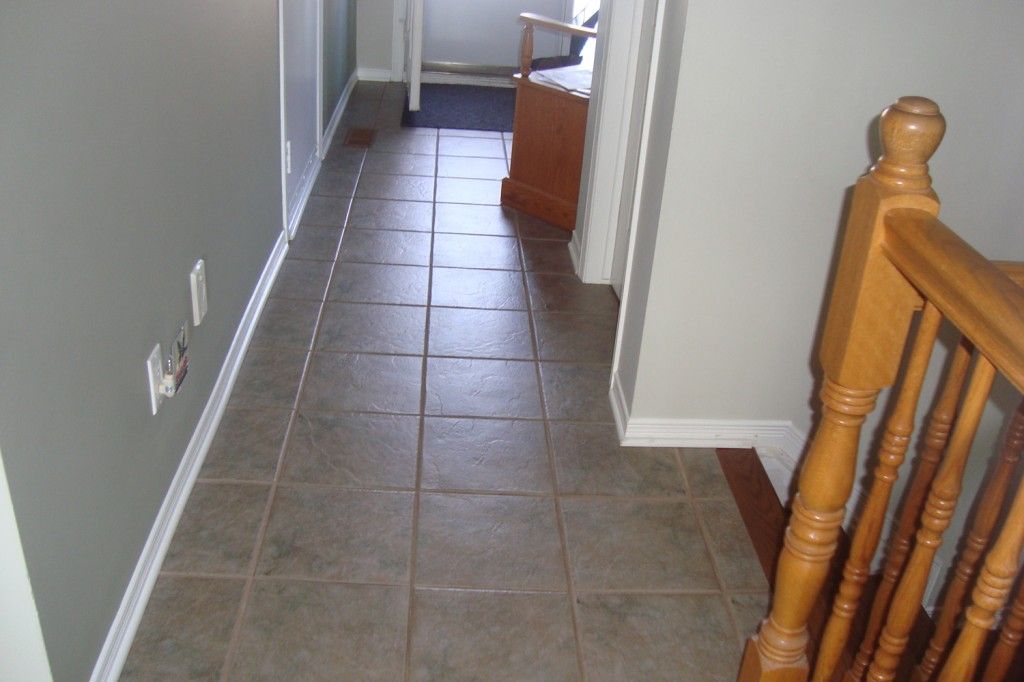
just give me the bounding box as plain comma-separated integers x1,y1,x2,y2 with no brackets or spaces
323,0,358,128
0,2,282,678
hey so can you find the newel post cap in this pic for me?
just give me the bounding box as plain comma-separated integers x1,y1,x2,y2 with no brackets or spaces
870,96,946,192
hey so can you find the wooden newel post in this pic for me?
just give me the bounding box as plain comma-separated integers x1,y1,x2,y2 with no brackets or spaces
738,97,945,681
520,23,534,77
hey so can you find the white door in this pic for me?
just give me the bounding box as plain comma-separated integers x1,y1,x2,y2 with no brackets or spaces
280,0,320,236
405,0,424,110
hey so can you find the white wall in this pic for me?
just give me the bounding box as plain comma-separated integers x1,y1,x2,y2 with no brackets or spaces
615,0,1024,601
356,0,395,74
282,0,320,232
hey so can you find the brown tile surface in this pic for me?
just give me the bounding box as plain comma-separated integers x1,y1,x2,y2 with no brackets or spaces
435,177,502,205
338,227,431,266
287,225,341,261
682,447,734,499
329,261,429,305
249,298,320,350
163,483,268,574
699,498,770,591
416,493,565,590
122,577,243,680
518,213,572,241
437,155,509,180
421,417,551,493
729,592,771,645
428,307,532,359
317,302,426,355
576,593,741,681
438,136,505,158
230,581,407,680
425,357,542,418
410,589,579,681
540,363,615,422
282,411,419,489
200,408,290,481
372,130,437,155
229,349,307,410
550,423,685,497
347,198,433,232
356,172,435,202
301,195,350,226
520,238,575,274
363,151,436,177
561,499,718,590
269,259,332,301
533,312,617,363
312,168,359,198
527,273,619,314
433,233,520,270
430,267,527,310
258,486,413,582
301,352,422,415
434,203,517,236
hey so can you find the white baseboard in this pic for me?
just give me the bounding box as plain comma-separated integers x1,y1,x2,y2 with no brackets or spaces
420,71,515,89
321,71,359,159
609,369,806,502
89,231,289,682
286,153,321,239
356,67,394,82
567,234,583,277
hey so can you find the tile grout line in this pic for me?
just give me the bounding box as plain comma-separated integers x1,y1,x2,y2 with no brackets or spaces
401,131,441,682
674,448,748,649
517,216,589,682
216,123,367,680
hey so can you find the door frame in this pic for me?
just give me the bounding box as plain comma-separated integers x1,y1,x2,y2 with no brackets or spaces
570,0,661,288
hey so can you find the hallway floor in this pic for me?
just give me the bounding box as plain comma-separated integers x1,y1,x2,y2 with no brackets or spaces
122,82,768,681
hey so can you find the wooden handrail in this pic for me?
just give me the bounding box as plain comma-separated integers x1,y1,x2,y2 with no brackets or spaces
883,210,1024,393
519,12,598,39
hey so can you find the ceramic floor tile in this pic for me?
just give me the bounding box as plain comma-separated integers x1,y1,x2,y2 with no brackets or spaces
438,136,506,158
269,260,332,301
301,352,422,415
439,129,504,139
121,576,243,680
363,151,436,177
258,486,413,582
356,172,435,202
550,423,685,497
312,168,359,198
425,357,542,418
527,273,619,315
287,225,341,261
729,592,771,646
518,213,572,241
329,262,429,305
434,203,517,237
416,493,565,590
338,228,431,266
229,349,307,410
430,267,527,310
561,498,718,590
200,408,290,481
162,482,269,574
433,233,520,270
347,198,433,232
540,363,615,422
435,177,502,205
249,298,320,350
282,411,419,489
301,195,350,227
437,155,509,180
371,130,437,155
521,238,576,274
421,417,551,493
322,147,366,172
699,498,769,591
229,581,407,681
533,312,618,363
681,448,734,499
576,593,741,681
410,589,579,681
318,301,426,355
428,307,533,359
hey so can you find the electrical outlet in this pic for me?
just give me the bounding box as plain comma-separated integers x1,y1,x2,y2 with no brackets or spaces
146,343,164,415
190,259,207,326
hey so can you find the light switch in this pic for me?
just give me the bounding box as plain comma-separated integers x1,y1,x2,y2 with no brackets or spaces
190,259,208,326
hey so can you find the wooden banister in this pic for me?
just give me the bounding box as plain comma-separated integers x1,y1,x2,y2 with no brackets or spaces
883,211,1024,392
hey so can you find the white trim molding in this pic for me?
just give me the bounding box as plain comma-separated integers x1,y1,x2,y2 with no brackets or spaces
286,153,321,239
357,67,394,82
419,72,514,89
90,231,289,682
321,71,359,158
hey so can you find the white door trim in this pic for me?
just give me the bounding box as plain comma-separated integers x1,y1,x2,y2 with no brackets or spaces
572,0,659,285
278,0,289,237
316,0,325,158
391,0,406,81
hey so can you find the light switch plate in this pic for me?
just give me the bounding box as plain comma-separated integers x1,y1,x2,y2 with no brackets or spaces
146,343,164,415
190,259,207,326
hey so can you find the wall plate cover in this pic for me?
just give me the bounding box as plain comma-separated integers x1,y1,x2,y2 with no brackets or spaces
146,343,164,415
190,259,207,326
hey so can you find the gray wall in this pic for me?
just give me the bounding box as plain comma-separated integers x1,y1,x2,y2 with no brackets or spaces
323,0,358,127
0,2,282,679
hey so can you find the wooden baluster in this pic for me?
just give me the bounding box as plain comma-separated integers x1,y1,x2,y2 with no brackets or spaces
939,395,1024,680
520,22,534,76
867,356,998,681
739,97,944,681
846,338,973,681
982,575,1024,681
813,303,943,681
916,397,1024,679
